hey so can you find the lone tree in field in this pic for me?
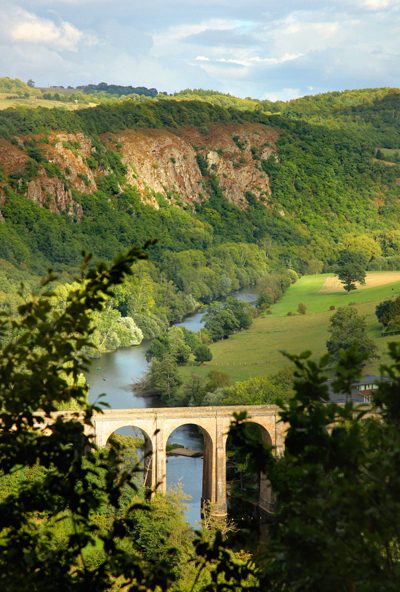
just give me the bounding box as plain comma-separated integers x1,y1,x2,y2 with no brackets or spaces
326,306,379,363
336,249,367,293
297,302,307,315
194,344,213,363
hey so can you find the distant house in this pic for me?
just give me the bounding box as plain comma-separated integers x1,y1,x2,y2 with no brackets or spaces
323,375,392,404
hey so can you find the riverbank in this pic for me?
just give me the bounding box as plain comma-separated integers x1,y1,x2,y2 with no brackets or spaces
168,448,203,457
85,285,260,409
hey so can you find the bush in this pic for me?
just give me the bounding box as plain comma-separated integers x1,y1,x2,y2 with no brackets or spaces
199,125,210,136
286,269,299,283
297,302,307,315
330,305,336,310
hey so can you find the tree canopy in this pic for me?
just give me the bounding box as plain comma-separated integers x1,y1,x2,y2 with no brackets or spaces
336,249,367,293
230,344,400,591
326,306,379,363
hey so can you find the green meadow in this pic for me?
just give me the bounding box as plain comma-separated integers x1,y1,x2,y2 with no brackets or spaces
178,273,400,386
271,273,400,316
0,93,89,111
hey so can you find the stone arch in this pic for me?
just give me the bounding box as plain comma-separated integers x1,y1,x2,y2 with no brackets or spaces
103,422,155,490
225,418,275,515
163,418,214,448
163,420,215,510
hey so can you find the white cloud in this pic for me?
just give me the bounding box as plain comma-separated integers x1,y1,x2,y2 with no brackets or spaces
362,0,392,10
250,53,303,64
263,88,301,102
0,4,97,53
12,16,83,51
216,58,249,66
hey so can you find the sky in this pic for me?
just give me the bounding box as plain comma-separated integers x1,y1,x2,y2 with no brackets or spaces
1,0,400,101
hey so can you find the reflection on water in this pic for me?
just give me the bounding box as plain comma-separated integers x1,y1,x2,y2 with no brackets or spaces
166,425,204,524
86,340,161,410
85,285,260,524
167,456,204,525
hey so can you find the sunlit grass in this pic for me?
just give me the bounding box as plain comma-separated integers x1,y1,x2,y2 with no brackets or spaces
178,272,400,385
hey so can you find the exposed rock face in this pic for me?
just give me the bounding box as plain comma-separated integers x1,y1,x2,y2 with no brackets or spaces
26,131,96,216
47,132,97,196
119,129,203,208
0,132,94,218
0,139,29,175
0,122,280,218
117,122,279,208
26,176,83,217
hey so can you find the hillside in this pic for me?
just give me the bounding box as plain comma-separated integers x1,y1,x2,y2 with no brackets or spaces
1,99,400,273
1,97,400,357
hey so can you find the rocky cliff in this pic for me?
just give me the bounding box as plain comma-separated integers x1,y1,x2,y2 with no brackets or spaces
117,122,279,209
0,121,280,219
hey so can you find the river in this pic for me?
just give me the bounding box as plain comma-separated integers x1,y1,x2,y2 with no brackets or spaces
86,287,259,525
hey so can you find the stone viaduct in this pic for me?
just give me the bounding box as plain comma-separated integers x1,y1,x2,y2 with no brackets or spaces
93,405,284,515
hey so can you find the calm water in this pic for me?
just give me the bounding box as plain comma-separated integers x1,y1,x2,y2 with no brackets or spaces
85,286,259,524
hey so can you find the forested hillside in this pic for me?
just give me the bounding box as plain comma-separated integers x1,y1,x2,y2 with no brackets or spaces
1,95,400,353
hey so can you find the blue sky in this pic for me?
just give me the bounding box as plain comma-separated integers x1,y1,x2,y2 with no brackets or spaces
1,0,400,100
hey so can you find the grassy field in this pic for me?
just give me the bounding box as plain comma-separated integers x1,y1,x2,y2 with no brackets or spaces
320,272,400,294
0,93,91,111
271,273,400,316
178,272,400,386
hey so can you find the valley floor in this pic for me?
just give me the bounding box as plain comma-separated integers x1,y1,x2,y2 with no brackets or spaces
179,272,400,384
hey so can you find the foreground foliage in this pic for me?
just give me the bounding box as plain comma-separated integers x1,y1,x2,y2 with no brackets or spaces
0,248,256,592
230,344,400,591
2,247,400,591
0,245,179,592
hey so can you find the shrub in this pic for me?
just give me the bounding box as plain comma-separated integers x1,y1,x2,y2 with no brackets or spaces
199,125,210,136
286,269,299,284
297,302,307,315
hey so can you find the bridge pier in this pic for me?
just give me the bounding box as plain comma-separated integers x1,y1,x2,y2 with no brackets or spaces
214,430,227,516
154,426,167,493
143,432,154,491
